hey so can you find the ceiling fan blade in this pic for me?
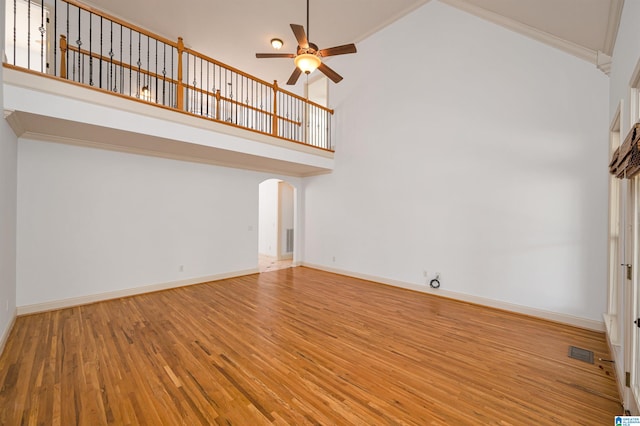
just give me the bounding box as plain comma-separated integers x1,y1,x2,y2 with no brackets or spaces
318,62,343,83
319,44,357,57
256,53,296,59
286,67,303,85
290,24,309,49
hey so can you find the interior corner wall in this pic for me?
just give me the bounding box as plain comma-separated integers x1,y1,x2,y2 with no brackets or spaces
16,139,301,308
0,0,19,344
303,1,610,322
609,0,640,130
0,120,17,343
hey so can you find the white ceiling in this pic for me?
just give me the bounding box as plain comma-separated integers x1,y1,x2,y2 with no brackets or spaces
81,0,623,86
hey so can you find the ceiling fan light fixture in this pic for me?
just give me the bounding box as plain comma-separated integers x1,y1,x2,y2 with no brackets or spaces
295,53,321,74
270,38,283,50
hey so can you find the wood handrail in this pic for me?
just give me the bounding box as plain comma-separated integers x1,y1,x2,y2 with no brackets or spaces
63,0,179,48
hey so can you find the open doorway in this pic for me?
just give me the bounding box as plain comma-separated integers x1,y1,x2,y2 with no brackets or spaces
258,179,294,272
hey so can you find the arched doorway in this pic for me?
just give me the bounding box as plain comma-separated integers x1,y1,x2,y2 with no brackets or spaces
258,179,295,272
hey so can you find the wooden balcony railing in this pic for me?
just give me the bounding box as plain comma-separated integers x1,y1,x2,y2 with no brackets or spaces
4,0,334,151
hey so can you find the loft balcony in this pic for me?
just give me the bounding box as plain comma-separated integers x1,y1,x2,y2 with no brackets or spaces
3,0,334,176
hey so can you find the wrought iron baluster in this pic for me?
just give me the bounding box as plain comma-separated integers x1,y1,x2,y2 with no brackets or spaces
129,28,132,97
77,6,82,83
99,16,102,87
119,24,123,93
136,32,141,97
109,21,115,91
146,34,150,98
12,0,16,66
88,11,93,85
162,43,167,106
192,54,198,113
171,45,174,107
53,0,56,74
39,0,45,72
65,1,69,78
227,79,233,122
155,39,158,103
27,0,31,69
235,73,239,124
185,52,190,110
206,60,210,117
200,57,203,115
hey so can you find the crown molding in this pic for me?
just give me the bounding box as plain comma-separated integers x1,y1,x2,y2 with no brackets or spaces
598,51,612,76
3,109,25,136
440,0,599,66
603,0,624,56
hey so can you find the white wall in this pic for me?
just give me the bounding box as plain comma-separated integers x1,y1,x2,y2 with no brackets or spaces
0,0,19,347
0,120,17,347
16,139,301,308
303,1,609,322
280,181,294,256
259,179,279,257
609,0,640,131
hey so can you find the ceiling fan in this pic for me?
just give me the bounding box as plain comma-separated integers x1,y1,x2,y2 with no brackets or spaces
255,0,357,85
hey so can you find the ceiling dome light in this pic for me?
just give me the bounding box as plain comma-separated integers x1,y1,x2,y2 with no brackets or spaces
294,53,321,74
270,38,283,50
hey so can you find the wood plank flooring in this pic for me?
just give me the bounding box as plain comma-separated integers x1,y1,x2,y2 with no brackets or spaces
0,267,621,425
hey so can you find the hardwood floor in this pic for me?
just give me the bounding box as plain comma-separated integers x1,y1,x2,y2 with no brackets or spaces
0,267,621,425
258,255,293,273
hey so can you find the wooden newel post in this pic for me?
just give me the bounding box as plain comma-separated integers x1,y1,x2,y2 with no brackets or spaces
59,35,67,79
272,80,278,136
215,90,221,121
177,37,184,110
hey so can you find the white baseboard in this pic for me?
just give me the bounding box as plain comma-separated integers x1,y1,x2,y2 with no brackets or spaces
17,268,259,315
302,263,605,332
0,309,17,356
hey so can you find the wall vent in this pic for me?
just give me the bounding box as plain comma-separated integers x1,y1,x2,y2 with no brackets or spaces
286,229,294,253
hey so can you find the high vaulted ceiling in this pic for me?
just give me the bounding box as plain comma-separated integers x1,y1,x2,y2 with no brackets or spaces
81,0,623,86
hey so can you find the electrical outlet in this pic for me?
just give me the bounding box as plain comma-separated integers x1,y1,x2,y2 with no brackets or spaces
423,270,428,278
332,256,336,262
179,265,184,272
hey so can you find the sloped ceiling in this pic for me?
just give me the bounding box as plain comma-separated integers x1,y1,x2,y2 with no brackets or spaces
81,0,623,85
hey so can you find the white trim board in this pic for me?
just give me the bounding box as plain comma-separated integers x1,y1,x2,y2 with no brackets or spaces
0,310,18,357
17,268,259,315
302,263,605,332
